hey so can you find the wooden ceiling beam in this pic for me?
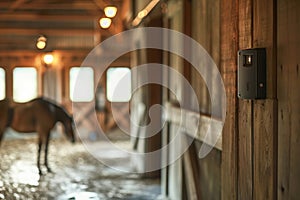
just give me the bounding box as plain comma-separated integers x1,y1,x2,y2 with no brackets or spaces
9,0,28,11
92,0,107,10
0,49,91,56
0,2,100,11
0,13,99,21
0,28,107,37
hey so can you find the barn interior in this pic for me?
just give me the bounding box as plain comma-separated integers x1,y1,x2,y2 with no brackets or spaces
0,0,300,199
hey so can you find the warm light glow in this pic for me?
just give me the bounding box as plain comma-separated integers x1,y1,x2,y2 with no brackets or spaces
43,53,54,65
36,41,46,49
99,17,112,29
36,36,47,50
138,10,148,18
247,55,252,64
131,0,160,27
104,6,118,18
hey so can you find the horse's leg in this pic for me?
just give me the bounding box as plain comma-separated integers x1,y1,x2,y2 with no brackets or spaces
37,137,43,175
0,129,3,146
44,132,52,173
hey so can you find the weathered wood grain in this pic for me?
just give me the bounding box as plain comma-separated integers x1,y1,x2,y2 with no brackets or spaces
165,103,223,150
252,0,277,199
220,0,239,199
238,99,253,200
277,1,290,199
182,138,201,200
191,0,210,114
277,0,300,199
237,0,253,199
253,100,277,200
253,0,277,99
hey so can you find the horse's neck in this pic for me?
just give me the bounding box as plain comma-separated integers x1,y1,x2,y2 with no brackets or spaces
55,107,69,124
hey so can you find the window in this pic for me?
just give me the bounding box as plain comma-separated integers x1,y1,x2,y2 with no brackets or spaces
106,67,131,102
13,67,38,102
69,67,94,102
0,68,5,100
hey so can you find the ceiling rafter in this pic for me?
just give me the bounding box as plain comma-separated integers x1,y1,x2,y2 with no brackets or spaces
0,0,126,51
0,28,106,36
9,0,28,11
0,2,100,11
0,13,98,21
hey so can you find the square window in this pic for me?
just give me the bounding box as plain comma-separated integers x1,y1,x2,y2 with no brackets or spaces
0,68,5,100
13,67,38,102
106,67,131,102
70,67,94,102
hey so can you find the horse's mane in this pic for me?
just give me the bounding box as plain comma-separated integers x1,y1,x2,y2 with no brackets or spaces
35,97,72,119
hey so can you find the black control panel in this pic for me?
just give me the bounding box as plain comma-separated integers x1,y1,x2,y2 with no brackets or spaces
238,48,266,99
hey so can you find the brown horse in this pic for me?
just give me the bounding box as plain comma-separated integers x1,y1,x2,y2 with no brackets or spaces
0,97,75,175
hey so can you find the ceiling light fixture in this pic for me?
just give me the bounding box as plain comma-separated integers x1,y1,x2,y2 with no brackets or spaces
43,53,54,65
36,35,47,50
99,17,112,29
104,6,118,18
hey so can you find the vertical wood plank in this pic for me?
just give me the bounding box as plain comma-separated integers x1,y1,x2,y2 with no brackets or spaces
191,0,210,114
253,0,277,99
238,100,253,200
220,0,238,199
288,63,300,199
6,66,13,99
210,0,222,119
278,0,300,199
252,0,277,199
253,100,277,200
238,0,253,50
165,1,184,198
182,138,201,200
237,0,253,199
277,1,290,199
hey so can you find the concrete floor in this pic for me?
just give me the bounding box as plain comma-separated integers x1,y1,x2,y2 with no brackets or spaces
0,130,161,200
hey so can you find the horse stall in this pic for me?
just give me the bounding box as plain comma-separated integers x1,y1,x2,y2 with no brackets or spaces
1,0,300,200
0,1,162,199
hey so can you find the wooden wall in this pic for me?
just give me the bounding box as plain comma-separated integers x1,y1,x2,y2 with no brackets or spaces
238,0,278,199
160,0,223,199
191,0,222,199
222,0,278,199
129,0,164,177
163,0,280,199
129,0,299,199
220,0,239,199
277,0,300,199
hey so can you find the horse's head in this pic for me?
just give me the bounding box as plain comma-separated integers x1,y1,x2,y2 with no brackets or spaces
63,115,76,143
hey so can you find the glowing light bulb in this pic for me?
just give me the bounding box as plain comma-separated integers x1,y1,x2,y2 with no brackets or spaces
36,36,47,50
43,53,54,65
99,18,112,29
104,6,117,18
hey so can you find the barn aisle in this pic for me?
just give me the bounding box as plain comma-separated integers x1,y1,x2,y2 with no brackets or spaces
0,133,160,200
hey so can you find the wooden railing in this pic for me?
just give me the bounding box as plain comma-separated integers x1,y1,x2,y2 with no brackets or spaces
164,102,223,151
